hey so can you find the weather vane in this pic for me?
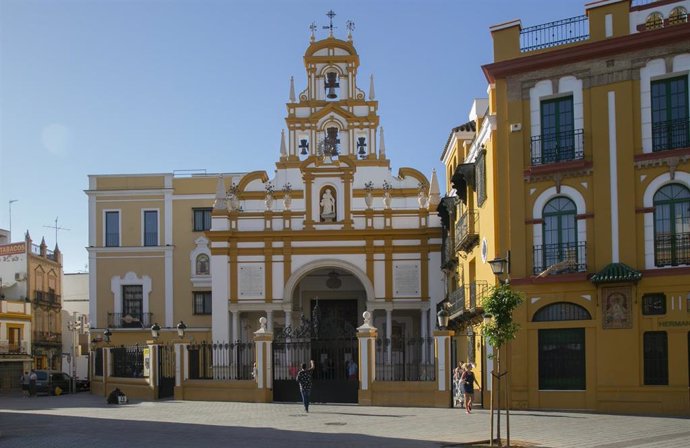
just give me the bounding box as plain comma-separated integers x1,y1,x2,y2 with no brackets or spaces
309,22,317,41
346,20,355,33
323,10,336,36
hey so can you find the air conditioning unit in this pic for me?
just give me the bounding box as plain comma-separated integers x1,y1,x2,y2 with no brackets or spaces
15,272,27,282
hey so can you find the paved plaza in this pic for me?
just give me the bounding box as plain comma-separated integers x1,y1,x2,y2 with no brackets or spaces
0,392,688,447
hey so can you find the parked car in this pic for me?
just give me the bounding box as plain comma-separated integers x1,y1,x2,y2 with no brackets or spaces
34,370,72,395
76,378,90,392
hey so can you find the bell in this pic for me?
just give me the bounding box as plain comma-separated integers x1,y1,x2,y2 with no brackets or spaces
326,87,337,99
299,139,309,155
325,72,339,99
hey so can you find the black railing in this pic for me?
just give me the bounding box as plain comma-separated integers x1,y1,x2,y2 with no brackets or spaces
107,312,153,329
652,118,690,152
441,231,455,268
654,233,690,267
375,336,435,381
94,348,103,376
187,341,255,380
144,232,158,246
448,288,465,315
531,129,584,165
455,211,479,252
34,291,61,305
105,232,119,247
111,345,145,378
468,280,490,309
533,241,587,275
520,15,589,52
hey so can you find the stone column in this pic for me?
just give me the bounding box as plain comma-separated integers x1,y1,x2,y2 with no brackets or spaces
253,317,273,403
174,342,189,400
357,311,378,406
103,347,112,397
433,329,455,408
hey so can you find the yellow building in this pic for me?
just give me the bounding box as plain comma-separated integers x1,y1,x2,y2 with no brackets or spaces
442,0,690,415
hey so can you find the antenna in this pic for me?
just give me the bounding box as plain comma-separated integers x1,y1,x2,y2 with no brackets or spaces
43,217,70,246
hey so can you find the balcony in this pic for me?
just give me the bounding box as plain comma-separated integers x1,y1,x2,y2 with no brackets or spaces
654,232,690,267
455,211,479,252
652,118,690,152
33,331,62,345
34,291,61,307
107,312,154,329
441,232,457,270
0,340,29,354
520,15,589,53
533,242,587,275
531,129,584,166
448,288,465,315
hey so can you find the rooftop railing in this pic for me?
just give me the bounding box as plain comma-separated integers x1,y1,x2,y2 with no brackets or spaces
520,15,589,52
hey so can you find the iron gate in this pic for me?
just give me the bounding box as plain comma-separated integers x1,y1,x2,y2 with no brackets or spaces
273,300,359,403
157,344,175,399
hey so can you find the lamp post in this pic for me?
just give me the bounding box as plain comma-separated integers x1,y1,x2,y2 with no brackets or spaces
437,308,449,330
488,250,511,284
66,315,82,394
151,323,161,340
176,321,187,338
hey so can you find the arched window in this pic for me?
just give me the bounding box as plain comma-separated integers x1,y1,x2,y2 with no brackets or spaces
645,12,664,30
540,197,578,272
196,254,210,276
669,7,687,25
533,302,592,322
653,183,690,266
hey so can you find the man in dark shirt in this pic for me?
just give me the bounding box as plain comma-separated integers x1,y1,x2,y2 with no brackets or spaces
296,360,315,412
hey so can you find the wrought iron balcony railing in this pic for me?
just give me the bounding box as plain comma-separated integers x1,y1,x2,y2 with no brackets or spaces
33,331,62,344
107,312,154,329
520,15,589,52
0,340,29,354
533,242,587,275
34,291,61,306
448,288,465,315
468,280,489,309
652,118,690,152
654,232,690,267
531,129,584,166
455,211,479,252
447,281,489,316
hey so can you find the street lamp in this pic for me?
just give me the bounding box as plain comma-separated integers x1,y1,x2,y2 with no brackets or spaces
103,328,112,344
151,323,161,340
437,308,449,330
176,321,187,338
488,250,511,283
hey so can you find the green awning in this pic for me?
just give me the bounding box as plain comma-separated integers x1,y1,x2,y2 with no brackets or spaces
591,262,642,284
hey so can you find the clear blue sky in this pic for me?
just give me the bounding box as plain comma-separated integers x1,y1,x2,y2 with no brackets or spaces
0,0,585,273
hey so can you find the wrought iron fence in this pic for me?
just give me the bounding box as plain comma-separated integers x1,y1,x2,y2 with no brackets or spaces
111,344,145,378
531,129,584,165
187,340,255,380
654,233,690,267
375,336,435,381
652,118,690,152
94,348,103,376
533,241,587,274
520,15,589,52
455,211,479,252
468,280,490,309
448,287,465,315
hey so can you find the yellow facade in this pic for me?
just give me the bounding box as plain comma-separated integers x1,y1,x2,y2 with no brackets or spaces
442,0,690,415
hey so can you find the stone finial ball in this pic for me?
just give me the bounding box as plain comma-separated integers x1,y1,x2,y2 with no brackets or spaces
259,317,267,325
362,311,371,322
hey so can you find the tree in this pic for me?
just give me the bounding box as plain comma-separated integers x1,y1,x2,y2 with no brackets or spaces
481,284,523,448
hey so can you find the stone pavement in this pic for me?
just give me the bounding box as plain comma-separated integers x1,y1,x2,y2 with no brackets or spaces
0,392,688,447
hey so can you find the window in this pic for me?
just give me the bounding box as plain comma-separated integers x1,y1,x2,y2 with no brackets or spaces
653,183,690,266
651,76,689,151
476,149,486,207
193,291,212,315
105,211,120,247
645,12,664,30
143,210,158,246
122,285,143,328
538,328,585,390
537,197,579,273
196,254,210,276
533,302,591,322
668,7,687,26
193,208,212,232
642,293,666,315
644,331,668,385
540,96,575,164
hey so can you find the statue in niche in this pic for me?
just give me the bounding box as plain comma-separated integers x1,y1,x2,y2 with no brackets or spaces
196,254,210,275
320,187,336,222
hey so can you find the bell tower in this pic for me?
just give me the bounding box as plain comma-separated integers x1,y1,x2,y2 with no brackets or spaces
282,11,381,163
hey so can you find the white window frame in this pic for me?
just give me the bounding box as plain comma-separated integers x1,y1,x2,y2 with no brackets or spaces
103,209,121,247
141,208,160,247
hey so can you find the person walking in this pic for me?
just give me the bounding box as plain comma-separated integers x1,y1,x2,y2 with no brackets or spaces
28,369,38,397
460,363,480,414
20,371,30,397
296,360,315,413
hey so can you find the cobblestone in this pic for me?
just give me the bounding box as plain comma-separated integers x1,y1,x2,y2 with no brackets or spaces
0,393,688,447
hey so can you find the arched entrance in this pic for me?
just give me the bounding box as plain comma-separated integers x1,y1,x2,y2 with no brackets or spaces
273,265,367,403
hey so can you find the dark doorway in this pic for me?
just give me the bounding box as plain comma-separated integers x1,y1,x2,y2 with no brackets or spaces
273,299,359,403
157,344,175,399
